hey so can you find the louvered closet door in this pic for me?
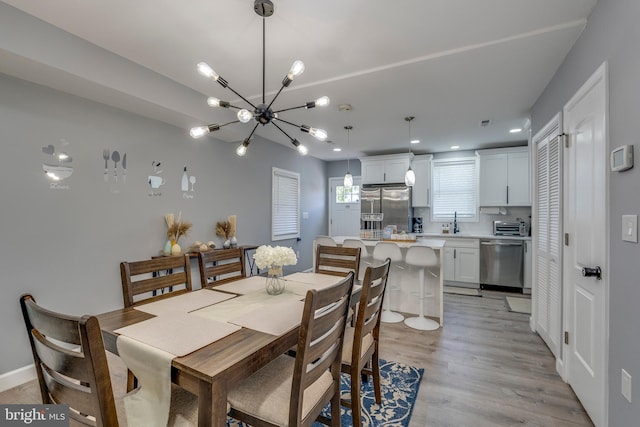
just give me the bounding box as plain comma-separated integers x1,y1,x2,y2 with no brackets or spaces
535,134,562,358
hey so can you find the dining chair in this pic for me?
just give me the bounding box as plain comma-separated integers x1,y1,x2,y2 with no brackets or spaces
120,254,193,307
227,272,355,427
315,244,361,279
340,259,391,427
20,294,199,427
198,247,245,287
342,238,371,281
120,254,193,391
313,236,337,268
20,293,118,426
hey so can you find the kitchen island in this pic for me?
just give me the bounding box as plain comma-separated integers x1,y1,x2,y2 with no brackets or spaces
331,236,446,326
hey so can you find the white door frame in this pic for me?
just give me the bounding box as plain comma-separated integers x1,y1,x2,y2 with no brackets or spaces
562,61,609,426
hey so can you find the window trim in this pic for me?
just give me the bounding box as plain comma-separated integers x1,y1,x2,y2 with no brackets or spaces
430,156,479,222
272,167,300,241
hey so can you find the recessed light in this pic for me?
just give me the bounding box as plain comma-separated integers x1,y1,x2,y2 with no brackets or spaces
410,139,420,144
510,128,522,133
451,145,460,150
333,147,342,152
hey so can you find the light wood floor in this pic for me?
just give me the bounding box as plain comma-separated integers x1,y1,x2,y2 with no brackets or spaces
1,290,593,426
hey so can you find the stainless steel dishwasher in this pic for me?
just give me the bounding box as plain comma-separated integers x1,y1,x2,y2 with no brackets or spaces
480,240,524,288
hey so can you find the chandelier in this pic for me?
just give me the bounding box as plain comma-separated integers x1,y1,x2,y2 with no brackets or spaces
189,0,330,156
404,116,416,186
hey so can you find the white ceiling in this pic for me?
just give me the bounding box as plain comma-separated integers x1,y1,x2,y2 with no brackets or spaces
0,0,597,160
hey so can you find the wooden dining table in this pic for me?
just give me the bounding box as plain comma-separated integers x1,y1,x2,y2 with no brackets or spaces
97,272,359,427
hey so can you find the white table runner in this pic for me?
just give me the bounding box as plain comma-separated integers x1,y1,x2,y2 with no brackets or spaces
212,275,268,294
227,300,306,336
134,289,236,316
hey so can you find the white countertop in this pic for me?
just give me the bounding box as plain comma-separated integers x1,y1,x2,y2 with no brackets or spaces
332,236,446,249
416,232,531,241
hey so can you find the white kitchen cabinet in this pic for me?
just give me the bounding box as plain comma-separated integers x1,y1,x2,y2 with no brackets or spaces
360,154,412,184
411,154,432,207
523,240,532,293
477,147,530,206
443,238,480,285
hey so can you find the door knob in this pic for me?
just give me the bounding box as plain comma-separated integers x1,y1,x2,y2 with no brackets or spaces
581,266,602,280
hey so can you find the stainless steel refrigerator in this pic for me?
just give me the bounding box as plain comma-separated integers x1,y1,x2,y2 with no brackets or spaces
360,184,412,234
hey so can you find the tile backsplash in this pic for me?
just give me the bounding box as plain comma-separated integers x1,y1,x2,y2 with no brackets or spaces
414,206,532,235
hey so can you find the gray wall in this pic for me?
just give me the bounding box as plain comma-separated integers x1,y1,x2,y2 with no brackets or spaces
0,73,328,374
326,159,361,179
530,0,640,424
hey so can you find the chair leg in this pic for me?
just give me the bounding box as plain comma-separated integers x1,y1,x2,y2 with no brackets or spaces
372,352,382,404
126,369,137,392
330,381,342,427
350,365,362,427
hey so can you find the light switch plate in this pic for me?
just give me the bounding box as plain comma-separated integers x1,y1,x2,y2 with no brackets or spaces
302,212,309,219
622,215,637,243
622,369,632,403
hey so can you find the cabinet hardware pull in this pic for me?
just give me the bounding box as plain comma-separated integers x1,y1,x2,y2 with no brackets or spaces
506,185,509,204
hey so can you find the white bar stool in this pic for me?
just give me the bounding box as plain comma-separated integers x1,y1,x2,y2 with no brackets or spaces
403,246,440,330
373,241,404,323
343,238,371,281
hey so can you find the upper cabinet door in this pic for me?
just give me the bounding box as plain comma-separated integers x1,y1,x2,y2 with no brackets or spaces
360,154,412,184
412,155,432,207
478,147,530,206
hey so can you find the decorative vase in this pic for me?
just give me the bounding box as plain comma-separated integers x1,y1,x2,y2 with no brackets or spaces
231,236,238,248
163,240,172,255
223,239,231,249
265,266,285,295
171,243,182,255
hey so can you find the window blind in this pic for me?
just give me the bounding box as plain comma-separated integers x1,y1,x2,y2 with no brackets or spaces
272,167,300,241
431,158,478,221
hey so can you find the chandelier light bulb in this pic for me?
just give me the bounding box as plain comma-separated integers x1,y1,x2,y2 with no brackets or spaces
190,126,210,139
309,127,328,141
197,62,219,81
236,144,248,156
297,144,309,155
344,172,353,188
288,60,305,79
46,172,61,181
207,97,222,107
237,109,254,123
314,96,330,108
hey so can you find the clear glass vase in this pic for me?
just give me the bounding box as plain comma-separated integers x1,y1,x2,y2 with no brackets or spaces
265,266,285,295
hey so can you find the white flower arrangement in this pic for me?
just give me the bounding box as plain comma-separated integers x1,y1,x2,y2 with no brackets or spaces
253,245,298,270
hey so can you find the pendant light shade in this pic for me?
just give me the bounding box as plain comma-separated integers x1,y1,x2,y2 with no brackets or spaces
405,167,415,186
404,116,416,187
344,125,353,187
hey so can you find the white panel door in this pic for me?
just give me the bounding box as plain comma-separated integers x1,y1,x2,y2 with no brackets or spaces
563,63,608,427
329,177,361,237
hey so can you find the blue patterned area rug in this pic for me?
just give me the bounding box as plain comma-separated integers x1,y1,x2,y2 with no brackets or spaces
227,359,424,427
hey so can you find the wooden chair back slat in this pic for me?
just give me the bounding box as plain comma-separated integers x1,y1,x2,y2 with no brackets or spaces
20,295,118,427
198,248,245,287
356,259,390,340
120,254,192,307
315,245,361,279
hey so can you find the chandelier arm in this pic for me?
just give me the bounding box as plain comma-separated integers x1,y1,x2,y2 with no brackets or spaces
265,84,287,111
218,119,241,128
247,122,260,140
272,117,301,129
273,105,307,114
223,85,257,110
271,121,296,142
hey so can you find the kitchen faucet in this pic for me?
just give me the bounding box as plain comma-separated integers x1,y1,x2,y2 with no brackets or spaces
453,211,459,234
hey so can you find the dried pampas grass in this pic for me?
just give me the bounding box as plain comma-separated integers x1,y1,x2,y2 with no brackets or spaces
215,221,231,239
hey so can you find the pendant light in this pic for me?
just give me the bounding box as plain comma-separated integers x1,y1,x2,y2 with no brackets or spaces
404,116,416,186
344,125,353,188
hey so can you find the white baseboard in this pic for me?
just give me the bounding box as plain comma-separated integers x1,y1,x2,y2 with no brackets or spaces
0,364,36,393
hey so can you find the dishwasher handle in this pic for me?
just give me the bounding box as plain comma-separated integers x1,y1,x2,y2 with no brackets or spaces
480,241,523,246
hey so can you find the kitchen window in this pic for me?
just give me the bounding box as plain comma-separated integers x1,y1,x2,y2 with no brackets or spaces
272,167,300,241
431,157,478,222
